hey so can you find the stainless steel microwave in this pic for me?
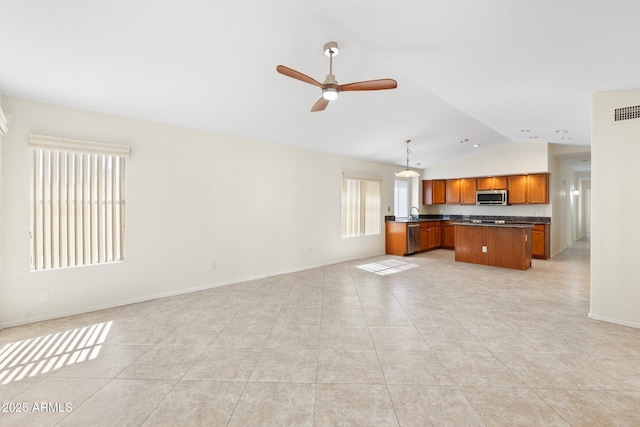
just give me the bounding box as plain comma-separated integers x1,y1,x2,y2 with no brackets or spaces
476,190,508,205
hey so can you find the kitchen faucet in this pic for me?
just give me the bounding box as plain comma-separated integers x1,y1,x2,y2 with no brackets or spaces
410,206,419,219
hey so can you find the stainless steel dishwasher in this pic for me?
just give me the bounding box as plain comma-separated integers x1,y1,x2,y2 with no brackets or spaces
406,222,420,254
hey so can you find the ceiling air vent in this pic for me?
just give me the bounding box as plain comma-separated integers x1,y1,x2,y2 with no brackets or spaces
614,105,640,121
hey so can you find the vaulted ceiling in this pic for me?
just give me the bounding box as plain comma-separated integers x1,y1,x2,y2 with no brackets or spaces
1,1,637,172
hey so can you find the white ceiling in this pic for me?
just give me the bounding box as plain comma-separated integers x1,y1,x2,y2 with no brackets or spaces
1,0,638,171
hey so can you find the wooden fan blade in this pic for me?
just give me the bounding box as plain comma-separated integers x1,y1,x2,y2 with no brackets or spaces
276,65,323,87
338,78,398,92
311,97,329,112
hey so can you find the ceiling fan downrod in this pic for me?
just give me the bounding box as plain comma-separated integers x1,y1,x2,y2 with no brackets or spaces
324,41,339,85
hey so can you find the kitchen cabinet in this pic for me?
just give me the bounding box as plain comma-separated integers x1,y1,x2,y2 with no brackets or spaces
434,221,442,247
445,179,460,204
528,174,549,204
455,224,532,271
476,176,507,191
419,221,441,251
385,222,407,256
446,178,476,205
507,175,527,204
531,223,550,259
427,221,440,250
385,222,420,255
425,173,549,205
422,180,446,205
441,221,455,249
460,178,477,205
507,174,549,204
420,222,429,250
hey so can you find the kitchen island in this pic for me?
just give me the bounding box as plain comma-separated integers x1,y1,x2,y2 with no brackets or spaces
453,222,533,270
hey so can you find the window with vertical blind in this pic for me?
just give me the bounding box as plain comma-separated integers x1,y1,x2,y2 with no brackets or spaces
341,175,382,238
29,134,130,271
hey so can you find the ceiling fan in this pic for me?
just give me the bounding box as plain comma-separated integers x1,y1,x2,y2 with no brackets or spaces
277,41,398,112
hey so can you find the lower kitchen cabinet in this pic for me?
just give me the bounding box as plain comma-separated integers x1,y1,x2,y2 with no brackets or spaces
434,221,442,247
455,224,532,271
418,221,442,251
531,223,550,259
420,223,429,251
386,220,547,259
424,221,440,250
387,221,445,255
385,222,408,256
441,221,455,249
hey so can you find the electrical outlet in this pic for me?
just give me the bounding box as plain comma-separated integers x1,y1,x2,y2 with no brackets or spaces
482,246,487,253
211,262,217,270
39,291,49,302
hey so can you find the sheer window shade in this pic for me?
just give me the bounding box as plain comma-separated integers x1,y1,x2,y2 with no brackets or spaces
29,135,130,271
342,176,381,238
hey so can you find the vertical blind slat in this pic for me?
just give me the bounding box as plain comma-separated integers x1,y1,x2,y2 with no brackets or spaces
68,153,75,266
51,152,59,269
43,150,51,270
59,153,68,267
84,153,91,265
106,156,113,262
76,153,83,266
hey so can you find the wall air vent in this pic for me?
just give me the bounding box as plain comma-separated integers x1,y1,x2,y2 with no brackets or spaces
614,105,640,121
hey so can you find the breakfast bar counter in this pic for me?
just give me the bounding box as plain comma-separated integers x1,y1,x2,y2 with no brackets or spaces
452,222,533,270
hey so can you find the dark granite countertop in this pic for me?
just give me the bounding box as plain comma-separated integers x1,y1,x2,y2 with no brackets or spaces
385,215,551,224
450,221,534,228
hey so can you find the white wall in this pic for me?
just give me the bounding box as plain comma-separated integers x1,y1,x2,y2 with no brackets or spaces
423,142,549,179
0,92,5,315
577,178,591,239
0,96,399,328
548,154,580,256
591,89,640,328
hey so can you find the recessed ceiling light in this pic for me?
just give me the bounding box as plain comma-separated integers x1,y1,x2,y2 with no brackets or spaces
473,144,480,148
520,129,531,132
460,138,469,144
556,130,569,133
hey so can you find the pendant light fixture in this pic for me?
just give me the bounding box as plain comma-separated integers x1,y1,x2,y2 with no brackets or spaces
395,139,420,178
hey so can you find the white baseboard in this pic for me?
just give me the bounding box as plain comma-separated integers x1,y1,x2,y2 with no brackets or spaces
588,312,640,329
0,254,383,330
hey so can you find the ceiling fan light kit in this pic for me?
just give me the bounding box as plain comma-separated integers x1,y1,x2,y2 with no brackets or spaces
277,41,397,112
322,87,339,100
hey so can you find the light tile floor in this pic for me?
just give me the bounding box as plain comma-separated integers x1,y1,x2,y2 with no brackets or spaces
2,239,640,426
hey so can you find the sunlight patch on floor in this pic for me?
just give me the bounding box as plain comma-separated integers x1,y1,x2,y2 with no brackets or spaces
356,259,418,276
0,321,112,385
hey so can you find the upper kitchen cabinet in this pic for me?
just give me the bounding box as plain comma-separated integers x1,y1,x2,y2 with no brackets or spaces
446,178,475,205
507,173,549,204
476,176,507,191
460,178,477,205
445,179,460,204
422,180,446,205
528,174,549,203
